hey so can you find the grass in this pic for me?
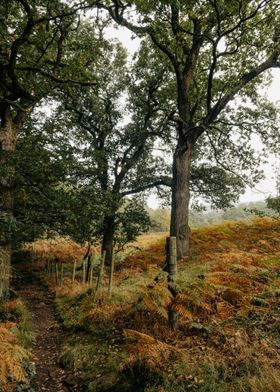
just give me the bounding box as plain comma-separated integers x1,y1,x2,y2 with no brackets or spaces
33,217,280,391
130,232,168,249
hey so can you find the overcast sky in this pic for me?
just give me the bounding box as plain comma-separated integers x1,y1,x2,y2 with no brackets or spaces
245,68,280,203
105,27,280,208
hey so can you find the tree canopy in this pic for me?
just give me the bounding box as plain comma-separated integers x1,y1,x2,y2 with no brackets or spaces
95,0,280,258
1,0,280,298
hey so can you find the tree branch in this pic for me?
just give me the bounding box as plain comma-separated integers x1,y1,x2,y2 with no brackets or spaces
121,177,172,197
16,66,96,86
204,49,280,125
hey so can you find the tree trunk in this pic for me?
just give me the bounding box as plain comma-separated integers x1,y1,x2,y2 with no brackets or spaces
170,139,192,260
0,111,17,298
101,215,115,267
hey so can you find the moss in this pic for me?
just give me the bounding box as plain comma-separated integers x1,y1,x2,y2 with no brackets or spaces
60,338,128,392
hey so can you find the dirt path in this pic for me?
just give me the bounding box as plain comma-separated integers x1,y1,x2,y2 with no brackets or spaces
12,266,74,392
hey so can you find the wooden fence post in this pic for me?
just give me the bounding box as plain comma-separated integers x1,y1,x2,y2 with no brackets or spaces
82,258,86,284
89,255,94,287
60,263,64,286
166,236,177,330
31,242,35,272
55,261,59,285
72,260,77,283
93,251,106,302
108,254,115,298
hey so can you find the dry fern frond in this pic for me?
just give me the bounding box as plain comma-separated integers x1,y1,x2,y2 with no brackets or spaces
171,304,193,319
122,329,183,371
25,238,88,264
130,270,173,321
0,323,29,387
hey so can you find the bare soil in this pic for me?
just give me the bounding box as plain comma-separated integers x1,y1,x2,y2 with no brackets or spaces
12,266,75,392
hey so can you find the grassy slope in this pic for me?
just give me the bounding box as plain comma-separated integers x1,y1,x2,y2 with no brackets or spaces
55,218,280,392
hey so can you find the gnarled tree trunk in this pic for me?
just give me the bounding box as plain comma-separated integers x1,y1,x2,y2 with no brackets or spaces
0,110,17,298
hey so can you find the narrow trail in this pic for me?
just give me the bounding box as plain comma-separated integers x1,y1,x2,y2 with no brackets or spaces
12,266,75,392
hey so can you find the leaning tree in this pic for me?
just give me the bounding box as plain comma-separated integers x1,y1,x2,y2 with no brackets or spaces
94,0,280,259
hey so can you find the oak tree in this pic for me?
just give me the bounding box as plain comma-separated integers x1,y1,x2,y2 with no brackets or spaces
95,0,280,259
0,0,96,297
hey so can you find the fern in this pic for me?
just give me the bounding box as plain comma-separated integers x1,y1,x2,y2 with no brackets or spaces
123,329,183,371
0,323,29,388
134,269,173,320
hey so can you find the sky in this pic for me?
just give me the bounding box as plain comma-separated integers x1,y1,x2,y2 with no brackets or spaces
105,26,280,208
243,68,280,203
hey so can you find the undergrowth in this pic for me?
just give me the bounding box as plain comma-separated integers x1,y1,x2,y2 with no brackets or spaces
49,218,280,391
0,298,35,392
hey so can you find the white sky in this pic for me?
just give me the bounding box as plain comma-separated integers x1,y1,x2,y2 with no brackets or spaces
243,68,280,203
105,27,280,208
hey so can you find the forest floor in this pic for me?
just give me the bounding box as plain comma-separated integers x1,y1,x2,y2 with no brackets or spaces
12,266,75,392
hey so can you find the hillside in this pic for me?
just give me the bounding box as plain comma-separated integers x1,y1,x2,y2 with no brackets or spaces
53,217,280,391
1,217,279,391
148,201,275,232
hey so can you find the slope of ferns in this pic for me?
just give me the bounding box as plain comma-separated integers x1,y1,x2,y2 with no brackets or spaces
34,218,280,391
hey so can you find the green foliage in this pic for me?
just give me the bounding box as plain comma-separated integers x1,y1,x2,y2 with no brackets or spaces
0,0,97,102
266,196,280,216
114,198,151,251
190,164,245,210
94,0,280,261
13,33,172,252
9,117,78,245
0,4,100,257
266,172,280,216
148,208,170,232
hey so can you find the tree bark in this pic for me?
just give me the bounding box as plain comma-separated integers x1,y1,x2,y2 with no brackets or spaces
0,110,17,298
101,215,115,267
170,138,192,260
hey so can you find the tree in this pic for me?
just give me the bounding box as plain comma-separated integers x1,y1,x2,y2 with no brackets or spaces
95,0,280,259
45,38,171,265
0,0,97,297
11,112,81,246
266,170,280,216
113,197,151,252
